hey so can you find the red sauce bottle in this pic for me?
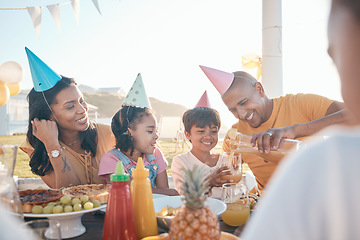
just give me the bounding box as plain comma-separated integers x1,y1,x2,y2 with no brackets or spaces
102,162,137,240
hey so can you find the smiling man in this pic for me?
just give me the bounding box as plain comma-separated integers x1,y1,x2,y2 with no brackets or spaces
200,65,348,190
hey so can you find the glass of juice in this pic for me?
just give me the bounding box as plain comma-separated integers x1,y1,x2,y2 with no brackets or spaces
221,183,250,226
219,152,242,183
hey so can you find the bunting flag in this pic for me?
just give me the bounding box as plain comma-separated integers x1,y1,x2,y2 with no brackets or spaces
27,6,42,38
1,0,110,37
71,0,80,24
47,4,61,33
92,0,102,15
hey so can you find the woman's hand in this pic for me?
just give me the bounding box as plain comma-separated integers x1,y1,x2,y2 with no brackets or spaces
206,166,232,188
31,118,60,148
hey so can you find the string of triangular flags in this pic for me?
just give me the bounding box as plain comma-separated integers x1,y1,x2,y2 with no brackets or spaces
0,0,106,38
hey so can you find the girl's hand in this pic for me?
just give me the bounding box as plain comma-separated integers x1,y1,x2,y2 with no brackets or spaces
206,166,232,188
31,118,59,146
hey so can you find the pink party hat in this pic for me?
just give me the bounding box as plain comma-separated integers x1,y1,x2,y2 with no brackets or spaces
195,90,211,108
122,73,152,109
199,65,234,95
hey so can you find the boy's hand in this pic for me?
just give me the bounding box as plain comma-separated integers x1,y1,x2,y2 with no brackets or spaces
206,166,232,188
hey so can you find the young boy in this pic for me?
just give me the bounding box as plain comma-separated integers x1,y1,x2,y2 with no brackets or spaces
171,107,232,199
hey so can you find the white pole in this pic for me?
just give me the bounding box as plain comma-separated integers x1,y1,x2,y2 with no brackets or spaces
0,104,8,136
262,0,283,98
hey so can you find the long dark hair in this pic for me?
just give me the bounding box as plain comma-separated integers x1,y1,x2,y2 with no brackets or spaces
111,106,152,156
26,76,98,176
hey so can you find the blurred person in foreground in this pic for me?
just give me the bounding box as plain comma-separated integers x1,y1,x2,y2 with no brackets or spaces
242,0,360,239
0,204,36,240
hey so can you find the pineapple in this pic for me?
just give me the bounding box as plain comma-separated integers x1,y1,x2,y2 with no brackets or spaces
169,166,221,240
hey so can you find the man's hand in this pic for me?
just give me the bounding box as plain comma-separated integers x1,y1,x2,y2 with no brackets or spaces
205,166,232,188
251,126,297,154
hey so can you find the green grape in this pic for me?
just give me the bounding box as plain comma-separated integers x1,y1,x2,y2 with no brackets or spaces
71,198,81,206
80,195,89,203
43,205,53,214
73,203,82,212
92,200,101,208
83,202,93,210
31,205,43,214
64,205,73,213
53,205,63,214
47,202,56,207
60,195,72,205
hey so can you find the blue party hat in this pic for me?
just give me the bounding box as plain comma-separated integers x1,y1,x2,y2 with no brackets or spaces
25,47,62,92
122,73,152,109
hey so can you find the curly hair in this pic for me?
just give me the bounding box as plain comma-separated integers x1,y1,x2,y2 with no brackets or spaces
26,76,97,176
111,106,152,156
182,107,221,133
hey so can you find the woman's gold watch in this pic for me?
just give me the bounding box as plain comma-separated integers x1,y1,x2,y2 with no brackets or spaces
48,148,62,158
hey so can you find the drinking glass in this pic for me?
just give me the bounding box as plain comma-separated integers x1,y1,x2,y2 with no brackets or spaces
23,220,62,240
0,144,23,219
219,152,242,183
221,183,250,226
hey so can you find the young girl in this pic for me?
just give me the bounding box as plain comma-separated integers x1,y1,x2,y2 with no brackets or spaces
98,73,178,196
171,107,231,199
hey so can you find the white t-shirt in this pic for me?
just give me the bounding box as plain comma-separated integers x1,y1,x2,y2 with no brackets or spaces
242,126,360,240
171,151,223,199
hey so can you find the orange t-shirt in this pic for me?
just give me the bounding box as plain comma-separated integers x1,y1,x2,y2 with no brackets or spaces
222,93,334,189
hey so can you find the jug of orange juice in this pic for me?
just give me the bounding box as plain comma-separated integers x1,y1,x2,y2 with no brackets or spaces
226,128,301,164
130,157,158,239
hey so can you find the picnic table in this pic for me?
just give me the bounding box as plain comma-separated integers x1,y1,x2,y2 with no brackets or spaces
24,210,246,239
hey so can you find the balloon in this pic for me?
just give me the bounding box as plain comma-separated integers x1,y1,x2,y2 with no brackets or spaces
0,82,10,106
6,82,21,96
0,61,23,84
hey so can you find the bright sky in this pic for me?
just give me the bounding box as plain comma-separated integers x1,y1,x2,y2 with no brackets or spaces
0,0,341,128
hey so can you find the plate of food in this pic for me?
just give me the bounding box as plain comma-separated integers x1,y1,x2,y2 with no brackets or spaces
21,184,109,239
142,231,241,240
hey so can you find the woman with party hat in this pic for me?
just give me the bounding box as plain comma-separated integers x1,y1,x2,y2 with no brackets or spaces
20,47,115,188
98,73,179,196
